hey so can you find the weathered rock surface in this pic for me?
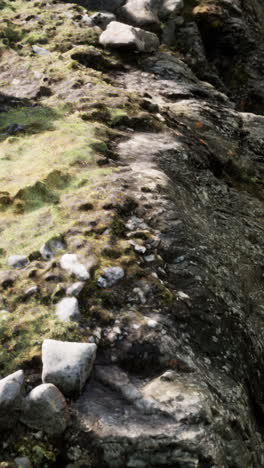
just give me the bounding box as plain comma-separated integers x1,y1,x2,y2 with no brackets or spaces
42,340,97,396
99,21,160,52
20,383,69,435
0,370,24,430
2,0,264,466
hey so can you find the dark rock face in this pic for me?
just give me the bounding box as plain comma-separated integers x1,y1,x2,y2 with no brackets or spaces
2,0,264,467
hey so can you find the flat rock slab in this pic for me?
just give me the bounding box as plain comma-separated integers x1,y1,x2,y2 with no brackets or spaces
0,370,24,430
21,383,69,435
100,21,160,52
42,339,97,396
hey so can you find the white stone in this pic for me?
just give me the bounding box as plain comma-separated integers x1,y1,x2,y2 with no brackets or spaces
7,255,28,269
60,254,90,281
100,21,160,53
66,282,85,297
55,297,80,322
42,339,97,395
0,370,24,429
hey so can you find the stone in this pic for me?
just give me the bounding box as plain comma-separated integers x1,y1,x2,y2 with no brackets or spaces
159,0,184,18
0,309,11,321
24,285,39,297
60,254,90,281
20,383,69,435
99,21,160,52
90,11,116,29
97,266,125,288
42,339,97,395
32,45,50,55
55,297,80,322
7,255,28,269
14,457,32,468
0,370,24,429
40,238,65,260
66,281,85,297
118,0,160,30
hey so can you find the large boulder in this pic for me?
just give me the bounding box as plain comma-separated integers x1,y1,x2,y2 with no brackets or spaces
55,297,80,322
42,339,97,396
99,21,160,52
118,0,160,30
0,370,24,430
20,383,69,435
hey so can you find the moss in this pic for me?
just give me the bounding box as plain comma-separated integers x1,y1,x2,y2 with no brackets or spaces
111,216,127,237
22,31,48,45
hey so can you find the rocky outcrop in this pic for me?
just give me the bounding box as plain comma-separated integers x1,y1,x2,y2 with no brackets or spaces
2,0,264,466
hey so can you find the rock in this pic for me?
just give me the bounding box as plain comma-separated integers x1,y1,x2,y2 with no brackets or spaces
90,11,116,29
14,457,32,468
0,370,24,429
86,0,125,12
60,254,90,281
40,238,65,260
55,297,80,322
20,383,69,435
0,270,17,288
99,21,160,52
118,0,160,30
97,266,125,288
66,281,85,297
24,285,39,297
32,45,50,55
42,339,97,395
159,0,184,18
0,309,11,321
7,255,28,269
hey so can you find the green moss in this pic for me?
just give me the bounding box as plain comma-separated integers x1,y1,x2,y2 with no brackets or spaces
23,31,48,45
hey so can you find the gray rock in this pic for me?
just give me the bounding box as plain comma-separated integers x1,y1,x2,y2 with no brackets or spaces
20,383,69,435
99,21,160,52
118,0,160,30
32,45,50,55
14,457,32,468
40,238,65,260
24,285,39,297
66,282,85,297
42,339,97,395
0,370,24,429
85,0,125,12
55,297,80,322
60,253,90,281
90,11,116,29
159,0,184,18
7,255,28,269
97,266,125,288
